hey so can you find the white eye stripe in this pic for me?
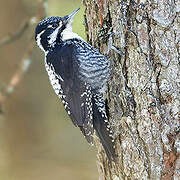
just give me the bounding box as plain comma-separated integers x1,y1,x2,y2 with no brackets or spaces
48,24,53,28
47,21,62,29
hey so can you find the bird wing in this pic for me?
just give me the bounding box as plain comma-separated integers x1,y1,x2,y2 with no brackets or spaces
46,41,116,161
45,42,94,144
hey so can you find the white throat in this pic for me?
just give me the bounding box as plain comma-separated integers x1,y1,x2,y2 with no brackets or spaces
61,25,83,41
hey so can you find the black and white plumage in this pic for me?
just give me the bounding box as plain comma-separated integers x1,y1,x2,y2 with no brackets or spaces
35,8,116,161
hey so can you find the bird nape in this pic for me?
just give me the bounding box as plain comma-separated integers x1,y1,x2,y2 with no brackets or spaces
35,8,117,162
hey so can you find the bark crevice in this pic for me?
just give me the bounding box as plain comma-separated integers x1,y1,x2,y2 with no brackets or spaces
83,0,179,179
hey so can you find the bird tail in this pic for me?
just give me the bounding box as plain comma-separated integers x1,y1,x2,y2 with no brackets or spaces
92,97,117,162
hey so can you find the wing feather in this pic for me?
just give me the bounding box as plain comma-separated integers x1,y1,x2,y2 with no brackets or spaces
46,42,94,143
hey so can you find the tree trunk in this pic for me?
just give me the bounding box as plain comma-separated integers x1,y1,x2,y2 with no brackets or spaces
83,0,179,179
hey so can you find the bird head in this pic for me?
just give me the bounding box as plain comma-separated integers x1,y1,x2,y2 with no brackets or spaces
35,8,80,53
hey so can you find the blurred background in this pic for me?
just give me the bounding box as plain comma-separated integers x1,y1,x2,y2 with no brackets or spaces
0,0,98,179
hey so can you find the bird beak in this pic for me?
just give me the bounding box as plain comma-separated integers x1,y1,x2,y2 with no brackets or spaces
68,8,80,21
62,8,80,26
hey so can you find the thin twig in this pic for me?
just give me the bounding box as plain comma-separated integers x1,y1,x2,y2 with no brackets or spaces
38,0,48,19
0,0,47,48
0,40,34,104
0,18,30,48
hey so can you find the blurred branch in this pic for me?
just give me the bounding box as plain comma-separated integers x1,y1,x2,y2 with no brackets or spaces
0,18,30,48
0,0,47,49
0,0,48,112
38,0,48,19
0,41,34,104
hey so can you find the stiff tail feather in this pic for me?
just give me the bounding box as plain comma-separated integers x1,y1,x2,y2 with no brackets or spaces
92,98,117,162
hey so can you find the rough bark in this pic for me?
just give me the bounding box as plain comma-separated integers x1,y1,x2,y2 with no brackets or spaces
83,0,180,179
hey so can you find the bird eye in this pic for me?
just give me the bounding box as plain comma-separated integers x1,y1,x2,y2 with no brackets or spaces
52,23,59,28
47,23,59,29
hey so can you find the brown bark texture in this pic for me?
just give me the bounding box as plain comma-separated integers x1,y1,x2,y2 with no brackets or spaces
83,0,180,179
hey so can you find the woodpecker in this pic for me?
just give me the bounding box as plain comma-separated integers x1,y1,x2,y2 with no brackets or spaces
35,8,116,161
